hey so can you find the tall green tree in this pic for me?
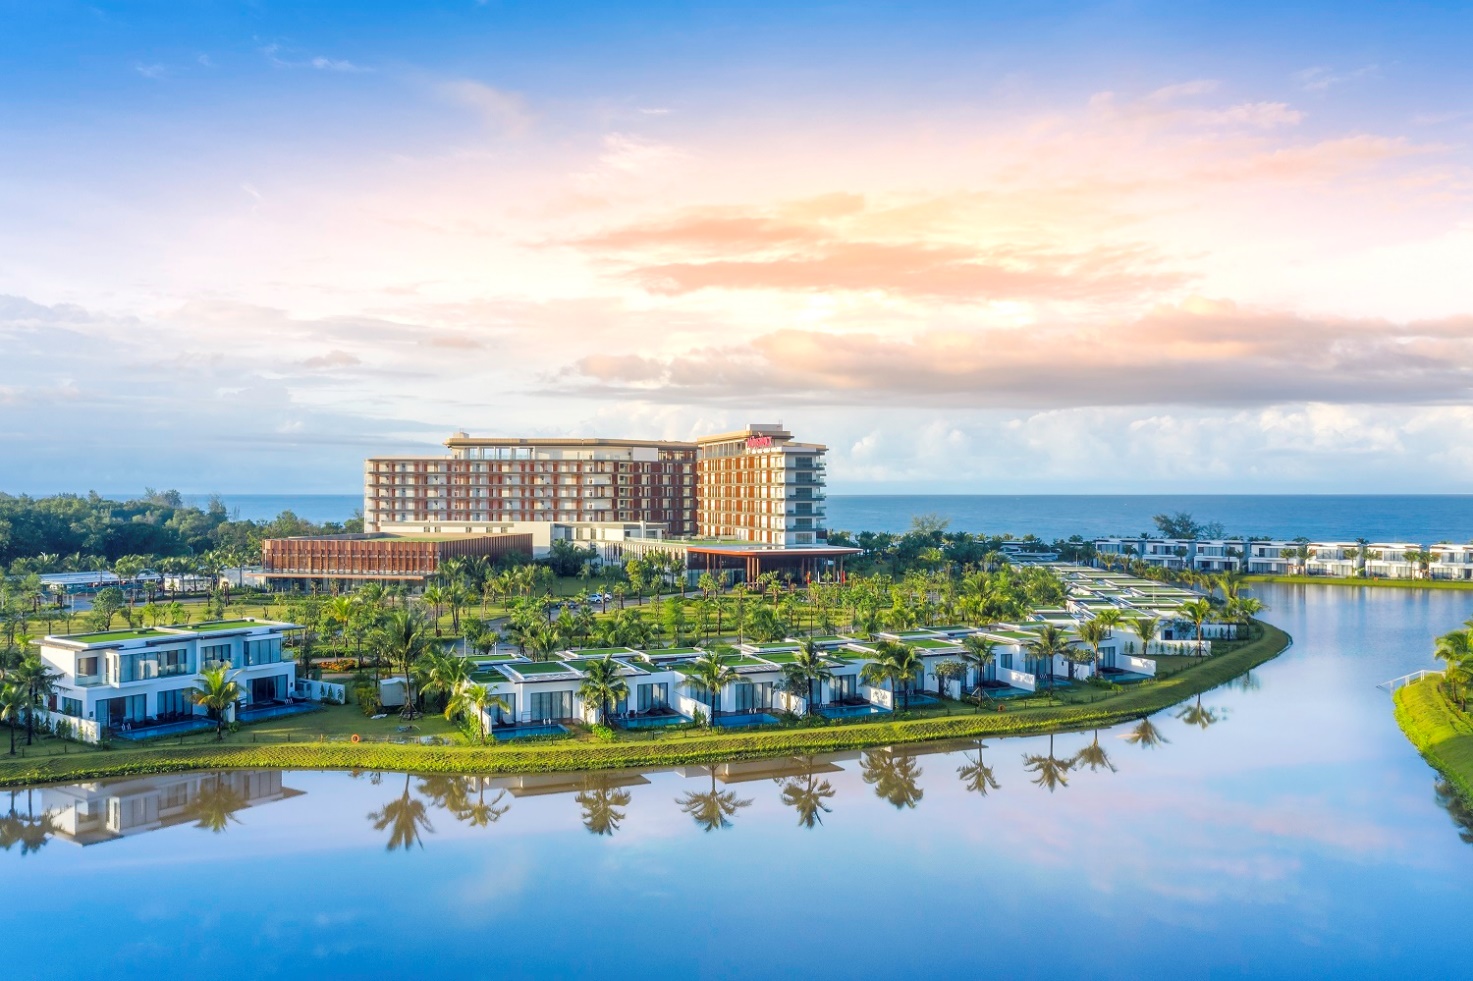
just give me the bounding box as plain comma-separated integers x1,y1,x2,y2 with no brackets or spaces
577,655,630,726
686,649,739,726
189,663,243,740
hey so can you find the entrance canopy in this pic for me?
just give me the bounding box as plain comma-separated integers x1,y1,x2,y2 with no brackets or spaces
685,545,862,583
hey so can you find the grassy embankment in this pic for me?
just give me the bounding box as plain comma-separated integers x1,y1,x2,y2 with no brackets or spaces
0,622,1290,788
1245,574,1473,591
1393,677,1473,803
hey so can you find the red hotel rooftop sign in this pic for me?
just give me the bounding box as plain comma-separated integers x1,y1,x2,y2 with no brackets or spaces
745,435,774,449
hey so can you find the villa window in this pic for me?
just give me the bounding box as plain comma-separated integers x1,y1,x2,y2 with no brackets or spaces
77,655,99,678
530,691,574,720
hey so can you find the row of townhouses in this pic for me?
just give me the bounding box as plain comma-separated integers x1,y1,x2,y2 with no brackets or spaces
1093,538,1473,579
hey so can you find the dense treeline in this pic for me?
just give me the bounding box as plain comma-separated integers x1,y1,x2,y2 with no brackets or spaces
828,513,1095,574
0,491,362,573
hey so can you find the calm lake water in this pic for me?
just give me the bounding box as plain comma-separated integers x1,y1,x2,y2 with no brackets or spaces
5,584,1473,980
171,492,1473,542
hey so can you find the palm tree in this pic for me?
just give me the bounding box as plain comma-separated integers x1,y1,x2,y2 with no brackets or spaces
959,634,997,701
185,773,249,833
1181,598,1213,655
375,609,433,719
420,650,474,713
1072,730,1116,773
782,638,833,713
447,681,509,743
0,684,27,755
861,748,925,810
777,757,836,828
13,655,59,745
1023,733,1075,792
368,774,434,852
861,640,923,712
577,655,630,726
1130,617,1159,659
676,769,752,832
1026,624,1070,692
1177,693,1220,730
189,664,243,740
956,740,1000,797
1123,715,1170,749
575,774,632,836
686,649,740,726
461,778,511,829
1077,617,1110,678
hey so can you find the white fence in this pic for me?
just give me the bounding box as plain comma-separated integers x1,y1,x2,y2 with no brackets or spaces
868,686,894,709
1125,639,1212,657
29,708,104,746
296,679,347,703
1113,654,1158,677
1377,669,1443,693
997,667,1036,693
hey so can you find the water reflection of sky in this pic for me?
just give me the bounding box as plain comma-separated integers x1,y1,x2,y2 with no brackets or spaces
5,585,1472,979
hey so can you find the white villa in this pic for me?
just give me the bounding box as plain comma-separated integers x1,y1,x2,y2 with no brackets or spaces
36,618,301,740
1096,536,1473,580
466,565,1239,738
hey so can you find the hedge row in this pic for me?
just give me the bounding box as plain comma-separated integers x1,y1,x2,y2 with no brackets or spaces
1393,677,1473,803
0,622,1290,787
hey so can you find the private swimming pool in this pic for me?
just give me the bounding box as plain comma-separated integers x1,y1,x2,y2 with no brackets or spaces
492,723,570,741
618,714,691,729
819,703,889,719
713,713,780,728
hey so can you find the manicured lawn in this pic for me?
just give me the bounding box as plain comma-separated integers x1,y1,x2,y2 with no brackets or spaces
1248,574,1473,591
1394,677,1473,803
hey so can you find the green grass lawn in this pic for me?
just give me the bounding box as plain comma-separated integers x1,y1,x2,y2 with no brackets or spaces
1394,677,1473,803
1247,574,1473,591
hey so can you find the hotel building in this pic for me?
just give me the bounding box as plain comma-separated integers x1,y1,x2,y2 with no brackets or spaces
363,423,829,549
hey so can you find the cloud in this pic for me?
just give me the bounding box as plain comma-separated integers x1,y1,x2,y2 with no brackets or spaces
1147,79,1222,102
133,62,167,80
311,56,369,73
440,80,531,136
555,298,1473,409
298,350,362,370
1295,65,1380,92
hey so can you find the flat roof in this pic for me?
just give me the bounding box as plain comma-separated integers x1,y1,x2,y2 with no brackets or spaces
685,544,862,557
442,435,695,450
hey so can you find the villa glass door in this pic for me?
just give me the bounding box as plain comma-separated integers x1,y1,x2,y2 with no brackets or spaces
733,682,755,712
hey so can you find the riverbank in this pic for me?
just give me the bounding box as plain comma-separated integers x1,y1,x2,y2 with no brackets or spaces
1245,575,1473,591
0,622,1290,788
1393,677,1473,803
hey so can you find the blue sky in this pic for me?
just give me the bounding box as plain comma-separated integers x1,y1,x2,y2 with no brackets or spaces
2,1,1471,493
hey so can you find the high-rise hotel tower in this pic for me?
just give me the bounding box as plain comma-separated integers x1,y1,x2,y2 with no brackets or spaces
363,423,827,548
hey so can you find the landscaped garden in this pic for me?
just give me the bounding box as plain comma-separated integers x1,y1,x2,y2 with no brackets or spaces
0,619,1290,787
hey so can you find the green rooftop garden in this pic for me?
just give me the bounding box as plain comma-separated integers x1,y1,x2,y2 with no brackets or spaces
908,638,962,651
504,660,584,676
64,628,161,644
569,646,639,657
187,619,273,633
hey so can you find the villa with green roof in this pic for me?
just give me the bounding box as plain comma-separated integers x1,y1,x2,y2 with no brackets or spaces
37,618,302,740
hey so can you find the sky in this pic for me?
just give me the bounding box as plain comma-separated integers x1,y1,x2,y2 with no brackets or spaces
1,0,1471,495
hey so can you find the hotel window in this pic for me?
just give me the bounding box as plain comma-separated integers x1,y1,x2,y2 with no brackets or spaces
77,655,100,678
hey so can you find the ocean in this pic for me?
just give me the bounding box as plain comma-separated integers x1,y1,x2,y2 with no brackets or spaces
180,493,1473,543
